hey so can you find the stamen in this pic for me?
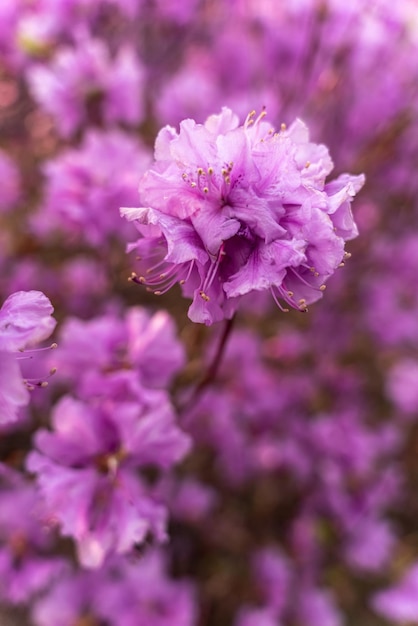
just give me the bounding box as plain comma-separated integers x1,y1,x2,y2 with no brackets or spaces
136,259,195,296
289,266,324,292
24,365,57,390
245,110,257,127
18,342,57,354
179,260,195,285
270,286,290,313
201,244,225,294
254,110,267,125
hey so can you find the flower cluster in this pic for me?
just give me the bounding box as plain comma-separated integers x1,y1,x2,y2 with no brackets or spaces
124,108,363,324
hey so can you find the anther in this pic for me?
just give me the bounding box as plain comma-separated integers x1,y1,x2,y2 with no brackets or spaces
199,291,210,302
191,182,197,188
203,187,209,193
197,167,204,175
319,284,326,291
208,167,214,175
305,161,311,168
281,123,287,131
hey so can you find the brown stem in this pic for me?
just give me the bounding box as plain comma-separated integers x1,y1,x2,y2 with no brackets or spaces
181,314,236,412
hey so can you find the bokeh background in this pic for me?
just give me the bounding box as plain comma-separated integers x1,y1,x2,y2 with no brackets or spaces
2,1,418,624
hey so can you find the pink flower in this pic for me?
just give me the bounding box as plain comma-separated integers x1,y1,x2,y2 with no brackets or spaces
372,563,418,623
28,35,145,137
122,108,364,325
0,291,56,424
27,392,191,568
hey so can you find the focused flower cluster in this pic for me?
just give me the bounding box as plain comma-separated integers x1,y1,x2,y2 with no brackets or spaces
124,108,363,324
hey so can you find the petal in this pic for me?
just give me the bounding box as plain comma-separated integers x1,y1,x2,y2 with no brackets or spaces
224,239,305,297
0,291,56,352
0,352,29,424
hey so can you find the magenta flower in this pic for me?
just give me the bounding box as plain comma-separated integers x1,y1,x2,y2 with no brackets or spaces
27,392,191,568
122,107,364,324
372,563,418,624
0,291,56,424
33,130,151,246
98,550,198,626
52,306,185,395
0,472,65,604
28,35,145,137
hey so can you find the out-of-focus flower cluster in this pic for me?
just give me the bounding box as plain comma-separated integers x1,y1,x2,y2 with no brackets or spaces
1,0,418,625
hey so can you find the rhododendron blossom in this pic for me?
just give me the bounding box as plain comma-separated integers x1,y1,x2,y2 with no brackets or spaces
122,107,364,325
0,291,56,423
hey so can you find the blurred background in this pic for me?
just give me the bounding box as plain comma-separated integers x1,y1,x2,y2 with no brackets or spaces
1,1,418,624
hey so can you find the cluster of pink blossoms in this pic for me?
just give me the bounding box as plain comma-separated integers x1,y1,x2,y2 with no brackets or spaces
123,108,364,325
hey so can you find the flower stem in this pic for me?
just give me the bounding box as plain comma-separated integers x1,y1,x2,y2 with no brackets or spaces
181,314,236,411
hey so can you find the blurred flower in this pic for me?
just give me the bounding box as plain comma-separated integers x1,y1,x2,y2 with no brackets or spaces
372,563,418,624
33,550,197,626
386,358,418,418
0,291,56,424
52,306,185,395
28,35,145,137
33,129,151,246
27,392,191,568
0,467,65,604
